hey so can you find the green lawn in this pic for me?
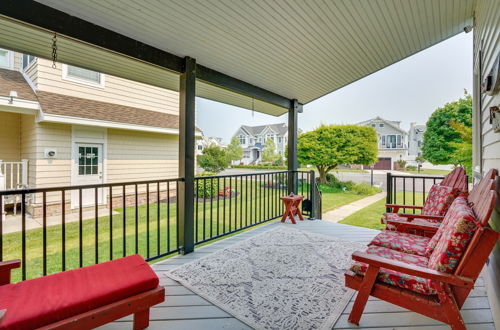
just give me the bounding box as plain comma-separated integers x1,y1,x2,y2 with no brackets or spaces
318,185,377,213
339,192,425,230
397,168,450,176
298,167,368,173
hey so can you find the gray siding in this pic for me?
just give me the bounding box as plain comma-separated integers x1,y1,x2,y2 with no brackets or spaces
473,0,500,327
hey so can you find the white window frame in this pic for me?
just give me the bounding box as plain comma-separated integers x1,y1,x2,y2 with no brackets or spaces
62,64,105,88
238,134,246,145
22,54,36,71
0,48,14,69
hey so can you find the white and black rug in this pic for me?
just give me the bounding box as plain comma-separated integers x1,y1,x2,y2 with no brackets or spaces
167,226,366,330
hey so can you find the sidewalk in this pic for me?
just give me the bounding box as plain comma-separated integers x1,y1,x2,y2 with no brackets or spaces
322,192,386,223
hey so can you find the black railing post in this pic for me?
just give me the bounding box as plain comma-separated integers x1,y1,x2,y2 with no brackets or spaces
386,173,392,212
178,56,196,255
309,170,316,219
287,99,301,194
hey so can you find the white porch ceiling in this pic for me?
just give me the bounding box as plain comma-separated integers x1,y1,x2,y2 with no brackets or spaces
3,0,476,116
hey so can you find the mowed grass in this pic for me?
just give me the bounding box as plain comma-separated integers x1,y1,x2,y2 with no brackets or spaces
339,192,425,230
4,179,289,283
318,185,378,213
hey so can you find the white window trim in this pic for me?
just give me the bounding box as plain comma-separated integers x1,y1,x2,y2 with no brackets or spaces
0,49,14,69
62,64,105,88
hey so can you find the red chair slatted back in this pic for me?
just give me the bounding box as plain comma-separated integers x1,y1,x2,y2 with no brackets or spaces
439,167,468,195
440,167,464,186
468,169,498,217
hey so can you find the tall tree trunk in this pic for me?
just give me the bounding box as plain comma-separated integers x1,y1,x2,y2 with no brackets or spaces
317,166,327,183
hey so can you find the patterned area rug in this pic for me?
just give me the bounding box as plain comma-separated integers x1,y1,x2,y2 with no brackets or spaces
167,226,367,330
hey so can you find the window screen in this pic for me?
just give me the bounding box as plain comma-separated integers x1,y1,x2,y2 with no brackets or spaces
78,147,99,175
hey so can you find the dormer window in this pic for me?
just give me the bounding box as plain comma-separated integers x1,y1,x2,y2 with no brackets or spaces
379,123,384,127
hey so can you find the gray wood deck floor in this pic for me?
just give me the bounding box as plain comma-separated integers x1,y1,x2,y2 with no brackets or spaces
101,220,495,329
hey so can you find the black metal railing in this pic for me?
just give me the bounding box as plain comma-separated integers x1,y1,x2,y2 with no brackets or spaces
385,173,445,213
0,170,319,282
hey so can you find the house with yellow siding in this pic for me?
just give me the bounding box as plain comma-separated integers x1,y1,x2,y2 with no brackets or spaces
0,50,197,215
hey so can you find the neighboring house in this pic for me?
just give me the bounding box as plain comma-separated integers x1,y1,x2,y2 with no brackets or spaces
407,122,426,160
0,48,199,216
195,134,226,156
232,123,297,165
358,117,419,170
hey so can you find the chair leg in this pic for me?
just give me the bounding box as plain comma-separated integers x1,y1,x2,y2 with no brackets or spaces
133,309,150,330
348,265,379,325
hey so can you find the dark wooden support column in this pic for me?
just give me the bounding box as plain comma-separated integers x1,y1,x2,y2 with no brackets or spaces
178,57,196,254
287,99,301,194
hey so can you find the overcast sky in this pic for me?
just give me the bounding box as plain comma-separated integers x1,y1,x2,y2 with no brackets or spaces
197,32,472,144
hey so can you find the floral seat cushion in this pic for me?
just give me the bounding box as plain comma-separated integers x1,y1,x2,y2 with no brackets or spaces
350,246,436,295
427,197,478,273
369,230,430,256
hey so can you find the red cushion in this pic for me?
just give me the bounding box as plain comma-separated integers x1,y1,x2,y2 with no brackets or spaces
0,255,159,330
421,185,460,216
369,230,431,256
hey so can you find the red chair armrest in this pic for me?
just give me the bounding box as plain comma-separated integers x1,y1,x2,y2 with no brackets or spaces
0,260,21,271
0,259,21,285
385,219,440,234
351,251,474,288
400,214,444,221
386,204,423,212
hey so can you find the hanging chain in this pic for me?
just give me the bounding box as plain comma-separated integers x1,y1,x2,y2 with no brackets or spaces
51,32,58,69
251,97,255,117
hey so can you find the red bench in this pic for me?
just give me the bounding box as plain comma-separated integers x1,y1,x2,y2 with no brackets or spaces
0,254,164,329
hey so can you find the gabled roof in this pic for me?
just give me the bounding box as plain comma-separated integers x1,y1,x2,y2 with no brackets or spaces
240,123,289,136
357,116,408,135
0,68,38,101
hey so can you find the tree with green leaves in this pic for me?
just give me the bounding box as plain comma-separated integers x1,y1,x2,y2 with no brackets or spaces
298,125,378,183
262,138,281,163
449,120,472,175
197,144,227,173
225,136,244,165
422,93,472,166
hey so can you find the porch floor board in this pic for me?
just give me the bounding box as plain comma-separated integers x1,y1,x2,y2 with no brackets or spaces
101,220,495,329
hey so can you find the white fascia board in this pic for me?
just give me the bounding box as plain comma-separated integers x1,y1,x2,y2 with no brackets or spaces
38,113,202,136
0,96,40,114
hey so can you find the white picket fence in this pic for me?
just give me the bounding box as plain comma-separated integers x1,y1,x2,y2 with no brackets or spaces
0,160,28,191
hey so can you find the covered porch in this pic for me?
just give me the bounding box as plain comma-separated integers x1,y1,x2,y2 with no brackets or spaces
0,0,498,329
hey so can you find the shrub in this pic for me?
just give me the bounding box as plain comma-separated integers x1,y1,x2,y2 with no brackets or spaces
397,159,407,169
352,183,381,195
406,165,417,171
195,173,219,198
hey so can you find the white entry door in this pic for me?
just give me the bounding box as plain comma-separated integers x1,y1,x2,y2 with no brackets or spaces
72,143,103,207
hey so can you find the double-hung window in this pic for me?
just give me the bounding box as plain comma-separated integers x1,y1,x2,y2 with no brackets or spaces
62,64,105,88
238,135,246,144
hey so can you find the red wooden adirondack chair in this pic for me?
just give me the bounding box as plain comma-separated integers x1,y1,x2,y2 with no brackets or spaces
345,184,498,329
385,169,497,233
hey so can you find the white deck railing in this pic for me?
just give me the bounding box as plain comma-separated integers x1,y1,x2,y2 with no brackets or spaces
0,159,29,191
